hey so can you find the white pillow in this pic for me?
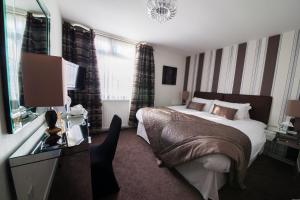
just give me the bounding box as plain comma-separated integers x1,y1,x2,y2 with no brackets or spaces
210,100,251,120
192,97,214,112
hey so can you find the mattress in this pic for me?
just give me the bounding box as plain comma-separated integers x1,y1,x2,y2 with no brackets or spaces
136,105,266,200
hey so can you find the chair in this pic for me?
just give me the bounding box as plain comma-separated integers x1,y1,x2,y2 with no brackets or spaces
90,115,122,199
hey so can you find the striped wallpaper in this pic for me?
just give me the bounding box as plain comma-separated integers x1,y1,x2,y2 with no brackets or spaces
185,29,300,130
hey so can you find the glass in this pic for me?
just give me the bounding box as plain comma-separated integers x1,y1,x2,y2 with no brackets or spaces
3,0,50,133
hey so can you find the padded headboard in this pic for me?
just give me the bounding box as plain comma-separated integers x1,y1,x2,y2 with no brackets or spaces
193,91,273,124
193,92,223,100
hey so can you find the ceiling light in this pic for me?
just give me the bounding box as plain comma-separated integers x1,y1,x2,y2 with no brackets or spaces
147,0,177,23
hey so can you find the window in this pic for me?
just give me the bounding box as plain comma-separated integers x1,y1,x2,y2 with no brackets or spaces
95,35,135,100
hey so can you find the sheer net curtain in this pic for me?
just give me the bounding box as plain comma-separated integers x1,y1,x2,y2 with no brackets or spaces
94,35,135,101
94,35,135,128
6,12,26,104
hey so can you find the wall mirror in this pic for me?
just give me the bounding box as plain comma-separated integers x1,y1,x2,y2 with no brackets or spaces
1,0,50,133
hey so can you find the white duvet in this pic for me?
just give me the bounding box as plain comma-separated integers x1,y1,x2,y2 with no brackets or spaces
136,105,267,172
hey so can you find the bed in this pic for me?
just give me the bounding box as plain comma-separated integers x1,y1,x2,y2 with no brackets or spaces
136,92,272,200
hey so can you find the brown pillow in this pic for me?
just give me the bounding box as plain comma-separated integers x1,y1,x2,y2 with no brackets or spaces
187,101,205,111
211,105,237,120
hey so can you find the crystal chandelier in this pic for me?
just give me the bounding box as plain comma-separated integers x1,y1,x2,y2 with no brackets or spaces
147,0,177,23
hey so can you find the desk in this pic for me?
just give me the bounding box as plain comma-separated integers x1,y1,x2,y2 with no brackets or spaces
9,116,93,200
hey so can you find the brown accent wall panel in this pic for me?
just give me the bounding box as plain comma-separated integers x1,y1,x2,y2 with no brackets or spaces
183,56,190,91
260,35,281,96
232,42,247,94
211,49,223,92
195,53,205,91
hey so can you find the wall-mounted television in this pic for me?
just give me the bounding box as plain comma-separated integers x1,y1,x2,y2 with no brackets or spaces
162,66,177,85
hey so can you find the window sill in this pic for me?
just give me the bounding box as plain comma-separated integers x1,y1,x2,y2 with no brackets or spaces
102,99,131,102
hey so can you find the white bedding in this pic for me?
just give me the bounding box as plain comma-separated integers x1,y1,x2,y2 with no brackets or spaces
136,105,266,200
136,106,266,164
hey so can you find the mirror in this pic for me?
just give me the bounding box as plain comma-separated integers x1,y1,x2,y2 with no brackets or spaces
2,0,50,133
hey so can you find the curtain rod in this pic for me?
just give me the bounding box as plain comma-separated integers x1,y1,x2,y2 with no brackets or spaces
95,30,138,45
6,6,48,18
71,23,91,31
6,7,26,16
70,22,138,45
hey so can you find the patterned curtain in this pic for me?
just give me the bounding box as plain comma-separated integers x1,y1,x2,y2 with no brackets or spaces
129,44,155,126
62,22,102,134
20,12,48,105
22,12,48,54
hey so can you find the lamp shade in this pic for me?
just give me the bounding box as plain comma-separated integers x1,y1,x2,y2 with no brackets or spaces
182,91,190,101
286,100,300,117
21,53,68,107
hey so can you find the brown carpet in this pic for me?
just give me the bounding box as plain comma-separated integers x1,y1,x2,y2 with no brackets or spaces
92,129,300,200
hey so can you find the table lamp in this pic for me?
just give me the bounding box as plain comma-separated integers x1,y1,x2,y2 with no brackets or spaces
286,100,300,142
182,91,189,105
21,53,68,137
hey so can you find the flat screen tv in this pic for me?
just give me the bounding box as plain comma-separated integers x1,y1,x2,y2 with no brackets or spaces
162,66,177,85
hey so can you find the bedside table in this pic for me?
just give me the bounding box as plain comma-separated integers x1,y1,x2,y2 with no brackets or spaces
263,131,300,173
264,129,276,141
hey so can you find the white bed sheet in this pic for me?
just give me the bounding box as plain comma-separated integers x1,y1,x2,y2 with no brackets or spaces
136,106,266,200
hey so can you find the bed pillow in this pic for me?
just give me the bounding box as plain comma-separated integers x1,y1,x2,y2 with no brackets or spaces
211,105,237,120
187,101,205,111
210,100,251,120
191,97,214,112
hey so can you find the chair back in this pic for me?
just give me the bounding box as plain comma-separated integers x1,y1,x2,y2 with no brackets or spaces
101,115,122,161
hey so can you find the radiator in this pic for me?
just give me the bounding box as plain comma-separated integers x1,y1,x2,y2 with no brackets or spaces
102,100,130,129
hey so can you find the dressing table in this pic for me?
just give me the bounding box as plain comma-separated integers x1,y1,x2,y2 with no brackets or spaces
9,115,93,200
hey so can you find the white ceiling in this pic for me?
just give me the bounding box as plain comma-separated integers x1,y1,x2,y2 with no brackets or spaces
58,0,300,55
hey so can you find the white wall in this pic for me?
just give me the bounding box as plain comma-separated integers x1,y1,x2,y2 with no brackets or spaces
0,1,62,200
153,45,186,106
102,100,130,129
48,0,62,57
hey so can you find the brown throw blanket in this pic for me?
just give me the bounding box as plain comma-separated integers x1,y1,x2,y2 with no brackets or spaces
141,107,251,188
